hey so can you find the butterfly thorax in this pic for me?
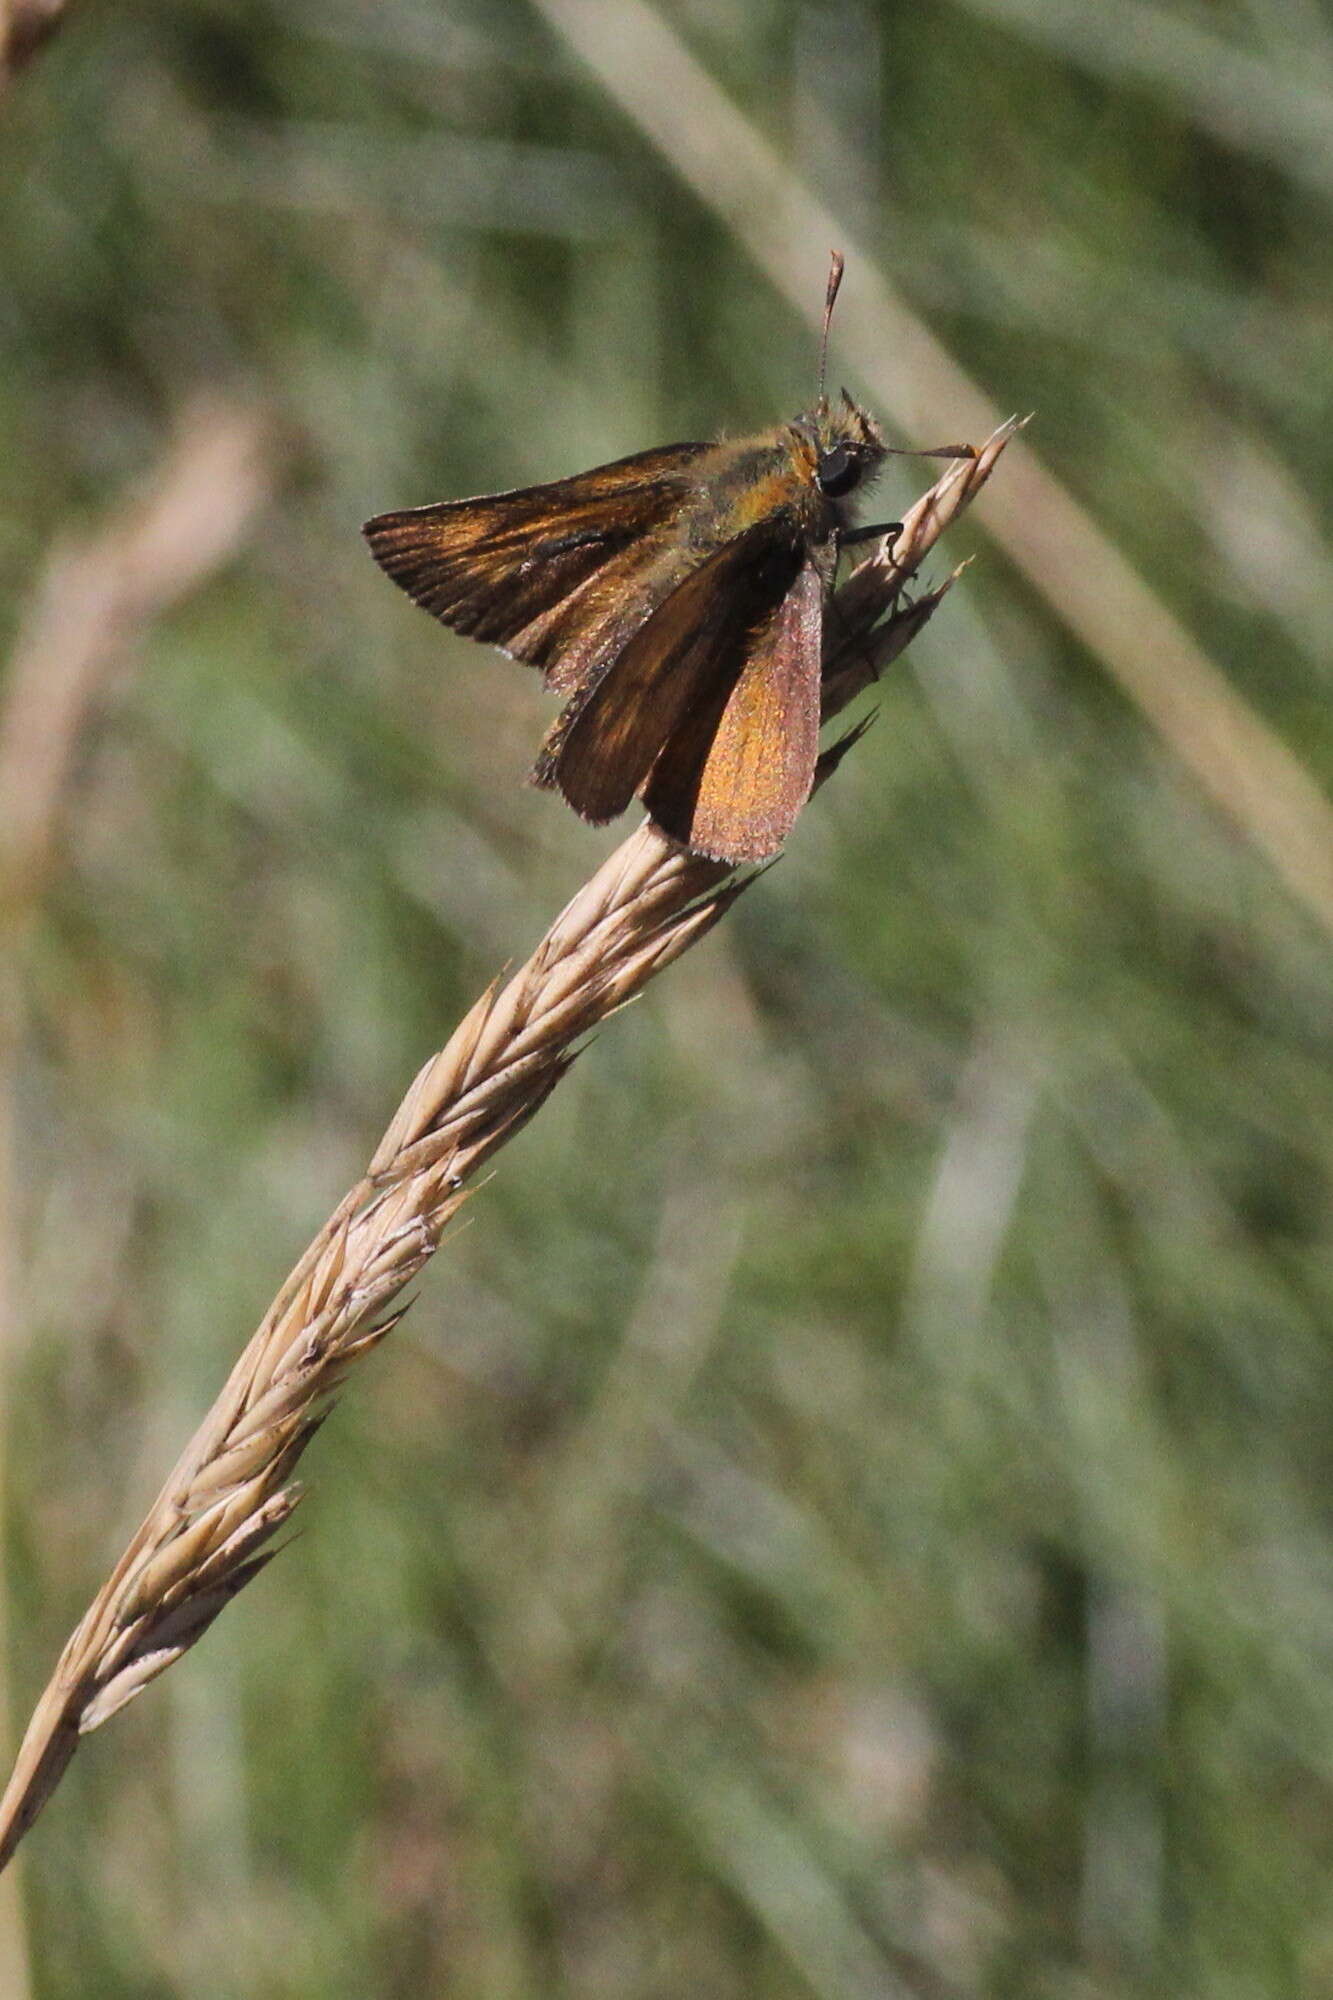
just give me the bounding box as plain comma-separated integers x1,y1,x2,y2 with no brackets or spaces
677,392,886,558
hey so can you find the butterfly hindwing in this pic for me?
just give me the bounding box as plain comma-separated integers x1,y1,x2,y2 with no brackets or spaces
542,522,816,850
643,557,826,863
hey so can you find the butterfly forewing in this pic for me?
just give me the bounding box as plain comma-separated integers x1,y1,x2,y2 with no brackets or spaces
543,522,806,833
362,443,709,687
644,558,825,862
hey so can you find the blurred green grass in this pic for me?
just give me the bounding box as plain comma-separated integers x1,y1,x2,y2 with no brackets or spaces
2,1,1331,1994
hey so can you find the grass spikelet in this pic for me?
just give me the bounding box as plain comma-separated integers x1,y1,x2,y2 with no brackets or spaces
0,423,1015,1870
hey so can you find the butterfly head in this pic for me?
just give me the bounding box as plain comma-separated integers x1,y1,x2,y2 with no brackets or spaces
792,391,886,502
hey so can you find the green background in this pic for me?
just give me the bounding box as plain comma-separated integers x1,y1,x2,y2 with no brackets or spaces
1,2,1331,1994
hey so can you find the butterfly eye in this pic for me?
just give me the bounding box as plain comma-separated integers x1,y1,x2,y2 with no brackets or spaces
815,444,860,497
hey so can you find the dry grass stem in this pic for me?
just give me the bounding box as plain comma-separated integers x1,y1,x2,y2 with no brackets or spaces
0,0,70,83
0,424,1014,1871
0,402,272,913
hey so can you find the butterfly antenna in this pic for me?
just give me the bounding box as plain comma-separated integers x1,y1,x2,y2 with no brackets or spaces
818,250,845,405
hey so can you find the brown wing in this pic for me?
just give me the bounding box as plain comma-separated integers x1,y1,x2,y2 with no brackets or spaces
541,523,814,851
362,442,710,692
643,558,825,863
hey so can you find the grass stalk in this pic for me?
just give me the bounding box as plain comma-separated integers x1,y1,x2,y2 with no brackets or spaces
0,421,1017,1870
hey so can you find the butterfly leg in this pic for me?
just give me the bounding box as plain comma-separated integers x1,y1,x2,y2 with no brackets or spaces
838,521,903,548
